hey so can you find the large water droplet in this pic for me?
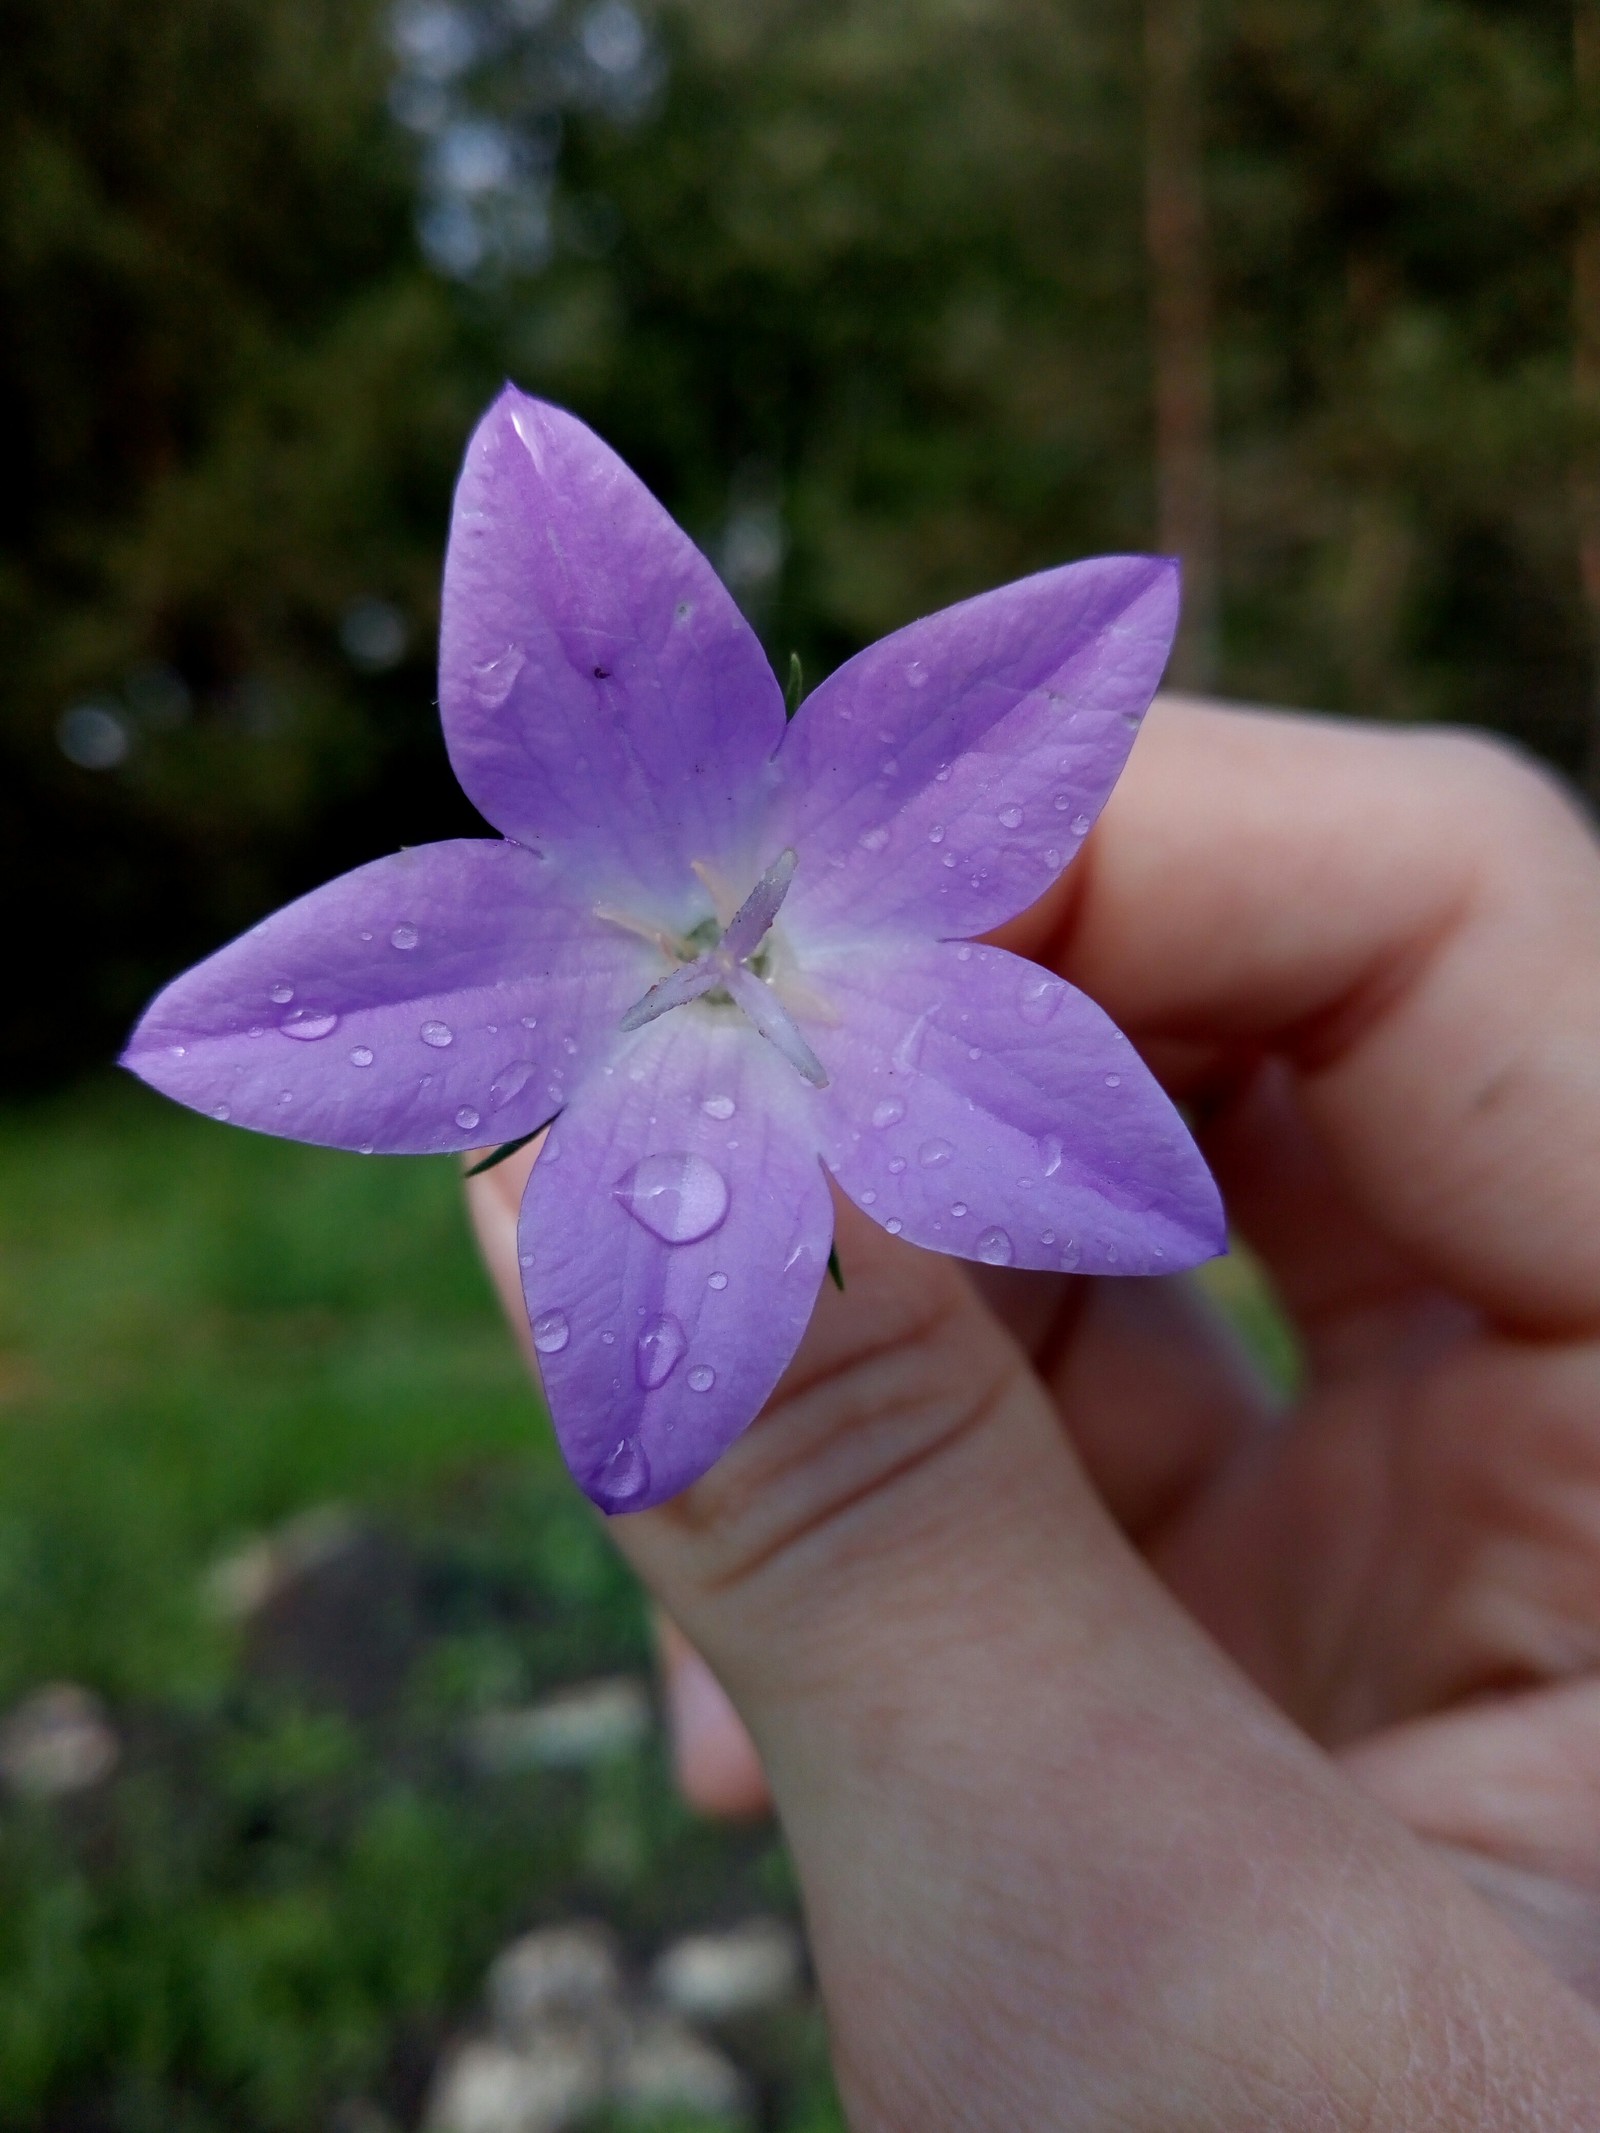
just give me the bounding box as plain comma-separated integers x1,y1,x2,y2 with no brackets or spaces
871,1096,905,1129
471,645,525,708
1039,1133,1064,1178
490,1061,534,1109
391,923,419,950
420,1021,453,1048
455,1106,481,1131
998,804,1024,830
350,1045,374,1068
976,1227,1013,1265
594,1435,651,1510
1018,972,1060,1025
701,1094,735,1121
531,1311,569,1354
919,1137,954,1168
635,1314,687,1389
268,981,294,1005
951,1200,968,1217
615,1151,729,1243
281,1008,339,1041
686,1365,716,1393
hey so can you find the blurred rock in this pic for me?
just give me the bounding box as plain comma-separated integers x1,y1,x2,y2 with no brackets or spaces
650,1918,804,2024
488,1923,623,2047
614,2013,750,2125
203,1504,359,1622
465,1676,651,1773
0,1683,120,1797
424,2033,606,2133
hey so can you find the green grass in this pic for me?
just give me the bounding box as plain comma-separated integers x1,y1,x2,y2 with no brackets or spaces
0,1078,836,2131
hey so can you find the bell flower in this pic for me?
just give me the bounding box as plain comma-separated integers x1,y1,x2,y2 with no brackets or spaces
124,387,1223,1512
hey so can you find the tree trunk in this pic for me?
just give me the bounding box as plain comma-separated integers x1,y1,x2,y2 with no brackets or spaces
1144,0,1219,690
1576,0,1600,796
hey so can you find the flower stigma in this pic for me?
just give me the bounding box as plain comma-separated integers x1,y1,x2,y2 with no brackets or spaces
606,847,831,1088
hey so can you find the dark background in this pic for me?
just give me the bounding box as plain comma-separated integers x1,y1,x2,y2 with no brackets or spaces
6,0,1599,1093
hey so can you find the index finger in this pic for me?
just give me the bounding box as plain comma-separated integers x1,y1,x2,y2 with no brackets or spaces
1016,697,1600,1335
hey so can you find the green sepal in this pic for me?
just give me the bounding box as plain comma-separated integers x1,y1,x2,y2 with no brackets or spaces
784,651,804,720
463,1120,557,1177
827,1244,845,1291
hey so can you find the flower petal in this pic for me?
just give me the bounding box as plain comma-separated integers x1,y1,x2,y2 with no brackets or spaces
516,1012,833,1512
772,557,1178,941
807,939,1224,1273
122,840,651,1153
440,387,787,912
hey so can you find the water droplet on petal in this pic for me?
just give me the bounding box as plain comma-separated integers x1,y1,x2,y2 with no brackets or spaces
871,1096,905,1129
860,1188,877,1205
1018,971,1060,1025
1041,1229,1056,1246
928,824,944,844
359,929,374,942
941,851,957,869
471,644,525,708
211,1104,230,1121
358,1143,374,1155
268,981,294,1005
1105,1073,1121,1088
169,1044,187,1058
1071,814,1092,837
1045,847,1063,869
532,1310,570,1354
1054,791,1073,812
1039,1133,1063,1178
281,1008,338,1041
702,1094,735,1120
919,1137,954,1168
707,1271,728,1291
905,659,928,688
686,1364,716,1393
490,1061,534,1109
951,1201,968,1217
888,1156,906,1174
976,1227,1013,1265
934,761,951,782
277,1091,293,1106
455,1106,481,1131
420,1021,453,1048
519,1251,534,1268
391,923,419,950
519,1014,538,1030
885,1217,904,1235
635,1314,687,1389
595,1435,651,1509
615,1151,729,1243
998,804,1024,830
350,1045,374,1068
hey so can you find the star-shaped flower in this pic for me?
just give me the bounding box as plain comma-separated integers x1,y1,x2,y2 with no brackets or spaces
124,387,1223,1512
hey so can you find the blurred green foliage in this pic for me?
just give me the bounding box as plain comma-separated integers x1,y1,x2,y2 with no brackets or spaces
2,0,1596,1088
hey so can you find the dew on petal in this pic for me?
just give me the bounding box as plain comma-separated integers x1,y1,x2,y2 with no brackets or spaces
906,660,929,688
455,1106,481,1131
707,1271,728,1291
519,1252,534,1268
1053,791,1072,812
615,1151,729,1243
702,1094,735,1121
391,923,419,950
687,1365,716,1393
359,929,374,942
1105,1073,1121,1088
1071,814,1093,837
1045,847,1063,869
860,1189,877,1205
635,1314,687,1390
951,1201,968,1217
531,1311,570,1354
859,825,890,852
871,1096,905,1129
169,1045,186,1058
520,1014,538,1030
358,1143,374,1156
1018,971,1060,1025
941,852,957,869
1039,1133,1064,1178
893,1010,932,1075
471,644,525,708
888,1156,906,1174
919,1137,954,1168
420,1021,453,1048
268,981,294,1004
885,1218,904,1235
280,1007,339,1041
594,1435,651,1510
350,1045,375,1068
212,1104,230,1121
928,824,944,844
490,1061,534,1109
998,804,1024,830
933,761,951,782
976,1227,1014,1265
277,1091,293,1106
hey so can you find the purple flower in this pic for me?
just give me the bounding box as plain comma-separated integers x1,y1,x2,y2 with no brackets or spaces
124,387,1223,1513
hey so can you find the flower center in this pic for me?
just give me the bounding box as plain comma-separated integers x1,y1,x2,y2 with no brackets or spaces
602,849,830,1089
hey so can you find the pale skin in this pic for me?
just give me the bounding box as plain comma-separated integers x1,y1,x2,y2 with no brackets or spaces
469,698,1600,2129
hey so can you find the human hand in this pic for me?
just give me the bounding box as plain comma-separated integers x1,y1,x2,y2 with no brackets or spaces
469,698,1600,2129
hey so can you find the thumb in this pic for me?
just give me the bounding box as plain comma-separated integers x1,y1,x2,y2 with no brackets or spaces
469,1153,1600,2131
